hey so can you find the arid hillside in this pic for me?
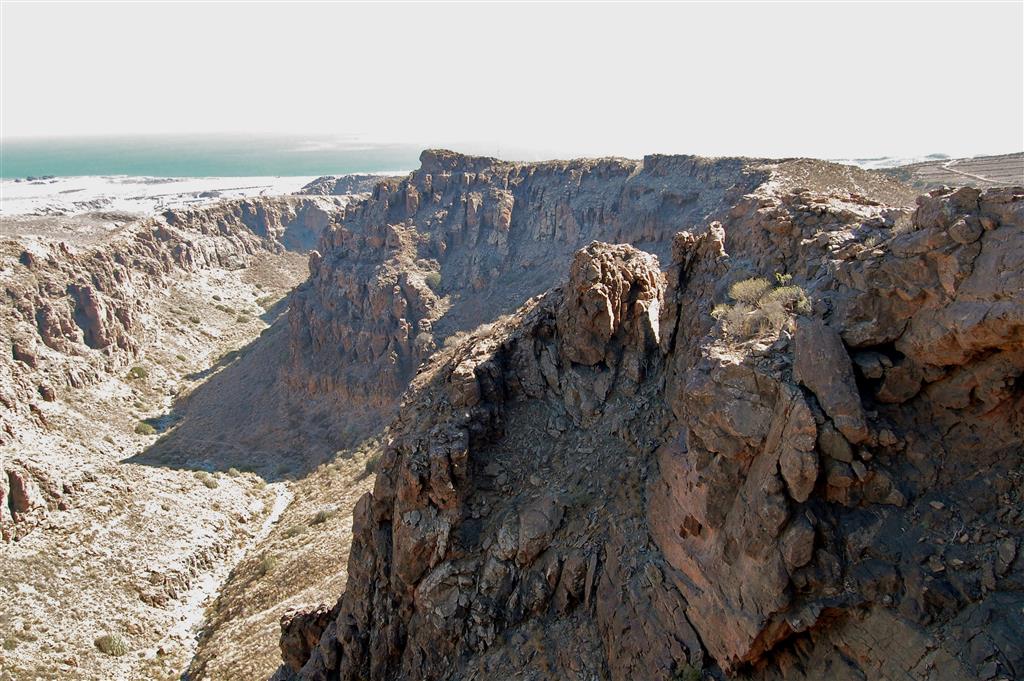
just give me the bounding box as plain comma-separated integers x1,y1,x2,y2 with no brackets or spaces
0,196,343,680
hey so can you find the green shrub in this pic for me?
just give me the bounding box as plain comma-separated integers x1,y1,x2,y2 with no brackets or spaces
728,277,772,305
283,525,307,539
175,354,187,362
134,422,156,436
424,271,442,292
193,471,219,489
255,554,277,577
713,275,809,338
236,314,251,324
310,508,336,526
363,451,382,477
2,637,17,651
189,315,201,325
227,467,241,478
126,366,148,380
674,663,702,681
762,285,810,314
95,633,128,657
257,295,279,309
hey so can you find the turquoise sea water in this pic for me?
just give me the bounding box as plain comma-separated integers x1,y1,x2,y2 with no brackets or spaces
0,134,423,178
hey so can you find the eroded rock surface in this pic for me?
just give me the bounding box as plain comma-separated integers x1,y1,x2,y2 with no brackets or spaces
277,153,1022,681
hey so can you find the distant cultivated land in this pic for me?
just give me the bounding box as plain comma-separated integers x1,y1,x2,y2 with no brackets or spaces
884,152,1024,189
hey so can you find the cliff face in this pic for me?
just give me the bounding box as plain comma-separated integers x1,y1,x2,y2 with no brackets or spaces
284,150,776,435
279,153,1023,681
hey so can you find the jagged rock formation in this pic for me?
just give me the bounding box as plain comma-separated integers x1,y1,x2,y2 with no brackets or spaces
278,151,1022,681
284,150,788,436
0,196,338,540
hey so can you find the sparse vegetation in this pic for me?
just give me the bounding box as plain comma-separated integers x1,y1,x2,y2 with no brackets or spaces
283,525,307,539
711,274,810,337
189,315,201,325
443,331,468,348
94,633,128,657
361,450,383,479
310,508,336,526
257,294,279,309
674,663,702,681
126,365,148,380
424,271,442,291
134,421,156,436
227,467,242,478
194,471,219,489
236,314,251,324
255,554,277,577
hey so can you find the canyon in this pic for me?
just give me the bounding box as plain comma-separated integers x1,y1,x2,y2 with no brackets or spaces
0,151,1021,681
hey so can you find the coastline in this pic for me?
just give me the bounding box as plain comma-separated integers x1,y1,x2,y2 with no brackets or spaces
0,171,408,218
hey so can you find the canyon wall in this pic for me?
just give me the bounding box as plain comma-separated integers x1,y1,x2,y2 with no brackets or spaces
278,153,1023,680
0,196,338,539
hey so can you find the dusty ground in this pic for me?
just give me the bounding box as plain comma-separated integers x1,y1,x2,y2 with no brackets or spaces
186,445,379,681
0,241,310,680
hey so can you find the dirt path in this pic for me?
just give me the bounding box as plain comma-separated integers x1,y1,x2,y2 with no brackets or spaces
173,482,293,673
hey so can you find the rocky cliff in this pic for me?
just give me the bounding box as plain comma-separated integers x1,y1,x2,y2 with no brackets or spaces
278,153,1022,681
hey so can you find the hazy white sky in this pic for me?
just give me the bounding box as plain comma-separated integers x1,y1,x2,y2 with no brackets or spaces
2,1,1022,159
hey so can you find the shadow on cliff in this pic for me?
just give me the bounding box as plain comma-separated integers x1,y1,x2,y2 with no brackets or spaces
124,309,353,482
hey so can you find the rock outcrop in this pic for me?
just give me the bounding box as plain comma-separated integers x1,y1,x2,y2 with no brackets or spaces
299,175,397,197
278,152,1023,681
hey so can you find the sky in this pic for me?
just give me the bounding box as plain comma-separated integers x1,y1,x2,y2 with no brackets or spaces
1,1,1022,160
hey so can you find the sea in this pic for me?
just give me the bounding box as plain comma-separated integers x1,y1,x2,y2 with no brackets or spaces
1,134,422,179
0,134,425,216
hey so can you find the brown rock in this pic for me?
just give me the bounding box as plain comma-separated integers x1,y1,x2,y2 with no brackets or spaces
793,318,868,443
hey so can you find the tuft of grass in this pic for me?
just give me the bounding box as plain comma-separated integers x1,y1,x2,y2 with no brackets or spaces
175,353,187,362
3,637,17,651
424,271,442,292
189,315,201,325
134,422,156,436
126,366,148,380
95,633,128,657
227,467,242,478
236,314,251,324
